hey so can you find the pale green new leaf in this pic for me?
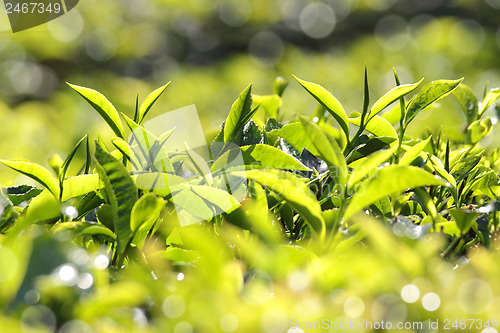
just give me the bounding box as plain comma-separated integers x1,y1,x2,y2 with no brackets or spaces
224,84,253,143
452,84,478,124
466,118,493,144
348,145,397,187
233,169,325,239
1,159,59,198
67,83,124,138
185,142,213,185
294,75,349,138
300,116,347,186
349,113,397,139
267,122,319,156
130,193,165,232
240,144,311,171
479,88,500,116
399,136,432,165
369,78,423,119
344,166,445,222
61,174,101,202
405,78,463,126
137,82,170,124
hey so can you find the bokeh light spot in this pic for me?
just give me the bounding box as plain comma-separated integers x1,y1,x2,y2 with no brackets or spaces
457,279,493,314
344,296,365,318
422,292,440,311
220,313,239,332
162,295,186,319
299,3,336,39
401,284,420,303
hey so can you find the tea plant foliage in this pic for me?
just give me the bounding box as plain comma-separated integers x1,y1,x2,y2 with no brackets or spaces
1,70,500,332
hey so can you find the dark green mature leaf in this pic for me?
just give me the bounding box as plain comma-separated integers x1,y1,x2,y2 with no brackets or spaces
348,145,397,187
347,137,396,164
344,166,445,222
94,142,138,260
267,123,319,156
67,83,124,138
369,78,423,119
452,84,478,124
300,116,347,185
450,151,483,183
130,193,165,232
224,84,254,143
241,120,262,145
479,88,500,116
233,169,325,239
4,185,43,206
137,82,170,124
0,159,59,198
404,78,463,126
0,192,19,233
294,75,349,138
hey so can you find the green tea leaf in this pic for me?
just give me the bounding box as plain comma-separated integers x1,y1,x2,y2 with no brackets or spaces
67,83,124,138
253,94,281,119
233,169,325,239
399,136,432,165
267,122,319,156
112,138,142,170
369,78,423,119
185,142,213,185
4,185,43,206
130,193,165,232
59,135,87,199
348,145,397,187
240,144,311,171
344,166,445,222
452,83,479,124
450,151,482,183
300,116,347,185
137,82,170,124
404,78,463,126
479,88,500,116
449,209,480,234
224,84,254,143
61,174,101,202
349,113,397,139
294,75,349,138
466,118,493,144
0,159,59,198
94,142,138,260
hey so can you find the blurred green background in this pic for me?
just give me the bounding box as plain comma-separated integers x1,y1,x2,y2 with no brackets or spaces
1,0,500,185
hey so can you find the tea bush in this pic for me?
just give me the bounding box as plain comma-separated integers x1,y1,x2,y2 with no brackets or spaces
1,69,500,332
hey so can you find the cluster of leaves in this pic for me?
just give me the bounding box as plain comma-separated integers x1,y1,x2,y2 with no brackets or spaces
1,70,500,332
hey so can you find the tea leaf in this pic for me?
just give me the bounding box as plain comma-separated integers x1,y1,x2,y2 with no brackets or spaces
370,78,423,119
452,84,478,124
404,78,463,126
399,136,432,165
137,82,170,124
449,209,480,234
466,118,493,144
267,122,319,156
61,174,101,202
240,144,311,171
479,88,500,116
0,159,60,198
344,166,445,222
294,75,349,138
300,116,347,185
94,141,138,261
67,83,124,138
234,169,325,239
224,84,254,143
130,193,165,232
349,114,397,139
348,145,397,187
